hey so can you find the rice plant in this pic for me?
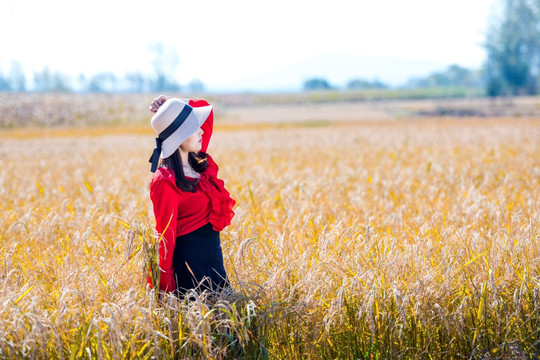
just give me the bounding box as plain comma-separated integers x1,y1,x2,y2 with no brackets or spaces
0,115,538,359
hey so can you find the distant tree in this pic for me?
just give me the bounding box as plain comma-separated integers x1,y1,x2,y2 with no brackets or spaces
406,65,483,88
446,65,475,87
347,78,388,89
187,79,205,93
126,71,146,93
34,67,71,92
0,69,11,91
77,73,87,93
303,78,332,91
88,72,117,93
9,61,26,92
149,42,181,92
33,67,52,92
485,0,540,96
50,72,72,92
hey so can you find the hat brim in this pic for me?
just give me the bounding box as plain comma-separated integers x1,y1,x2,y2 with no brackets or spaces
160,104,212,158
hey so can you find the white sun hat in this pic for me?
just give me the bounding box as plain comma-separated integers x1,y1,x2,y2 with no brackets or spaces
148,98,212,172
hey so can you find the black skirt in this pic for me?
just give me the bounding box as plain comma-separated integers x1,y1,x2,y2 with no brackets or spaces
173,223,229,295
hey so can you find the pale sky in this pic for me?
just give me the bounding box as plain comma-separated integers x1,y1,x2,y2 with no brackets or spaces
0,0,497,90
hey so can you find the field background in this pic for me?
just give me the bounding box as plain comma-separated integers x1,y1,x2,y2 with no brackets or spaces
0,93,539,359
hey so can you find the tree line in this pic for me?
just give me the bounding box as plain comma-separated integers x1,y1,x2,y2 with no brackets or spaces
303,65,483,91
0,65,205,94
306,0,540,96
0,61,485,95
0,42,206,94
1,0,538,97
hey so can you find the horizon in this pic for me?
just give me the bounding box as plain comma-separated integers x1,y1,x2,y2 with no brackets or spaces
0,0,496,92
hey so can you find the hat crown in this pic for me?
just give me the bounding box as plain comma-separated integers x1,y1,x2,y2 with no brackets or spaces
151,98,190,135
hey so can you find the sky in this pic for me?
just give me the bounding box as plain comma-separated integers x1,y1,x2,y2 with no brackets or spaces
0,0,498,91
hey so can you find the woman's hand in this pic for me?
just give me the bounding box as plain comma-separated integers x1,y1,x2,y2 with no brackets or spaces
149,95,171,113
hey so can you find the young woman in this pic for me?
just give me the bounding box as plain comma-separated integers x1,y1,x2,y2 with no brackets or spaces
147,95,235,295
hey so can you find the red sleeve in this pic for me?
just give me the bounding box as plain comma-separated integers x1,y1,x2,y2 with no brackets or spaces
149,180,178,292
189,99,213,153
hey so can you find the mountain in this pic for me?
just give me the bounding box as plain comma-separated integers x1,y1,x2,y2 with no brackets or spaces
209,53,450,92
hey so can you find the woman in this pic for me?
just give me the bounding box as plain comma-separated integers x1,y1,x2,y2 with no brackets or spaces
147,95,235,295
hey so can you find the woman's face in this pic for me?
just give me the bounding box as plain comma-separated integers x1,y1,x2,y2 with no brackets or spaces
179,127,203,153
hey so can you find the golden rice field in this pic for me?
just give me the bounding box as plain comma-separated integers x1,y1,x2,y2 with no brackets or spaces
0,100,539,359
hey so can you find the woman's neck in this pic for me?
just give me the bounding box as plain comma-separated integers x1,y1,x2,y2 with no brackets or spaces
179,148,190,165
179,149,198,178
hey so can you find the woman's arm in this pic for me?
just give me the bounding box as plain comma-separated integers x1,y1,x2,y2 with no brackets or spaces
150,180,178,292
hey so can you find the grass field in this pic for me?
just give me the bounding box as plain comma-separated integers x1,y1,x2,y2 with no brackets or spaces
0,95,539,359
2,92,540,127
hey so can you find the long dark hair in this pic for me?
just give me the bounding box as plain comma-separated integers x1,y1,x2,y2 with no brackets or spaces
160,149,208,192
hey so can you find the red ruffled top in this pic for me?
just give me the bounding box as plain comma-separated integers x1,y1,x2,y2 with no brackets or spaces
148,99,235,292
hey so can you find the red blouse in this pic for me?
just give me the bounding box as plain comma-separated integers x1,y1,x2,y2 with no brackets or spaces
148,99,236,292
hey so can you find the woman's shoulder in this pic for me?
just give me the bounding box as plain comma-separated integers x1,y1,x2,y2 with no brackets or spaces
149,167,176,189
